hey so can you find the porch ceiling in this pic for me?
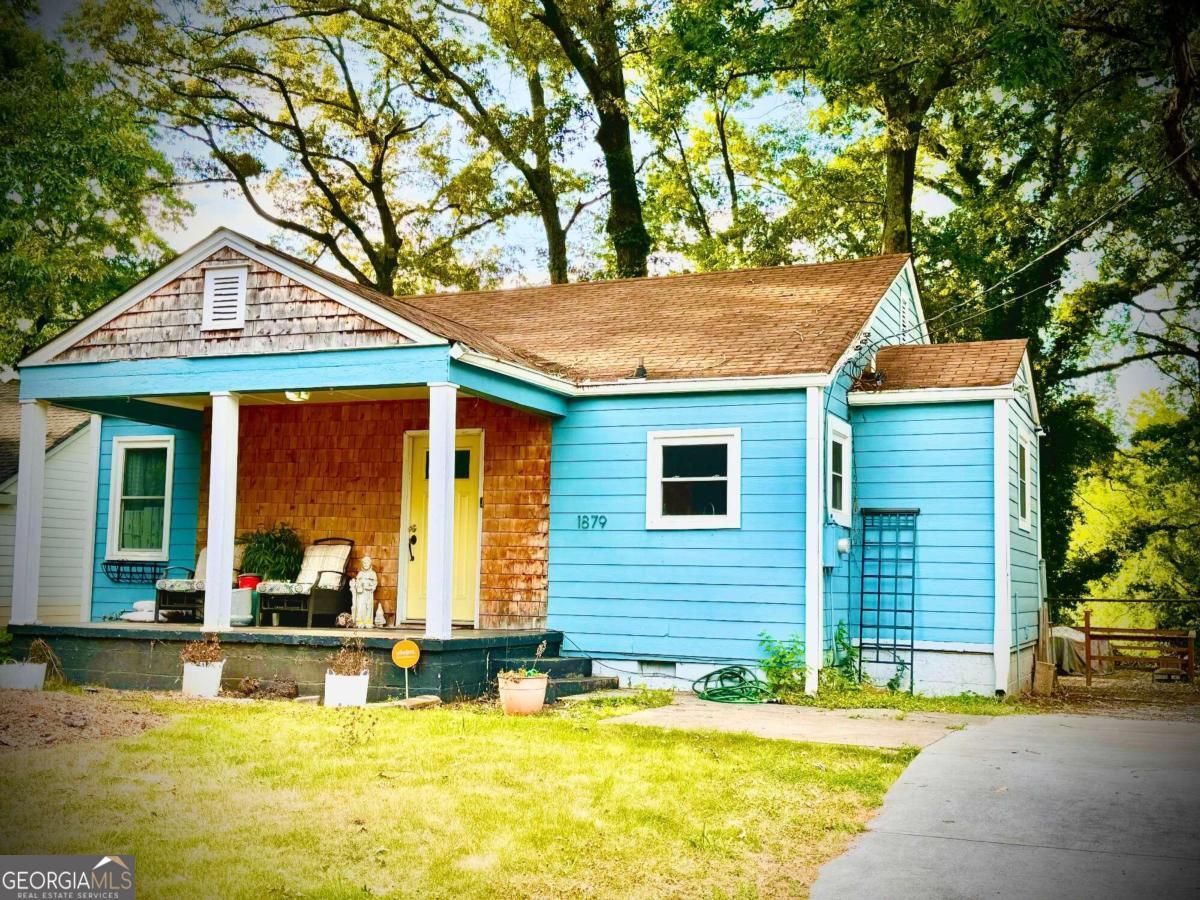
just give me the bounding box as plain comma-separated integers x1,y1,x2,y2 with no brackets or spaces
138,385,433,410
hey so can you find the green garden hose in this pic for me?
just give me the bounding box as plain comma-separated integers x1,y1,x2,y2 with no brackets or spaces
692,665,773,703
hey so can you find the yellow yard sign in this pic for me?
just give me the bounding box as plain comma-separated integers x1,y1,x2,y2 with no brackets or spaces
391,639,420,669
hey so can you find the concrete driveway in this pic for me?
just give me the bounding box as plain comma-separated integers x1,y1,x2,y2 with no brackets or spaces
602,693,986,749
812,714,1200,898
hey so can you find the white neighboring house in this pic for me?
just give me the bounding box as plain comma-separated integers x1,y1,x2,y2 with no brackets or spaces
0,379,98,625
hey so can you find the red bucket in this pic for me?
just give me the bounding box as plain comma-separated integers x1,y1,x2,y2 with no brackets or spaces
239,574,262,590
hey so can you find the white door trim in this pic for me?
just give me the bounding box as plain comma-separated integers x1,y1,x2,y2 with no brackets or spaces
397,427,484,628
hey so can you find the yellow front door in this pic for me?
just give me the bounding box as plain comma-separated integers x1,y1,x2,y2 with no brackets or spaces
404,431,482,624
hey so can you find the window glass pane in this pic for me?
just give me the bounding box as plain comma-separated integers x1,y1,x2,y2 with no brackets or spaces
831,472,844,511
662,443,727,479
662,480,727,516
424,449,471,479
1019,445,1028,518
831,440,844,476
120,498,165,550
123,448,167,496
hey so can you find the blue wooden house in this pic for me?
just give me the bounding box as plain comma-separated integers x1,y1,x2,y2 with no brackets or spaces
7,229,1042,697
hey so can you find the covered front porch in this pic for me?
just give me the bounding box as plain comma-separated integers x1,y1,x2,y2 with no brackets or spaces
6,621,568,701
11,342,566,641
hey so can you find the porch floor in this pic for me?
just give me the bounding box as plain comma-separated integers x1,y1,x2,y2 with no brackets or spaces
11,621,556,650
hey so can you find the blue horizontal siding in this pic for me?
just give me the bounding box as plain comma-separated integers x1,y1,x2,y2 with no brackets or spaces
91,418,201,621
1008,368,1042,647
547,390,807,664
846,401,996,648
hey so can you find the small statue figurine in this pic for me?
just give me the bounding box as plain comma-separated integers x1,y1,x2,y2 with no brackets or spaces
350,556,378,629
374,603,386,628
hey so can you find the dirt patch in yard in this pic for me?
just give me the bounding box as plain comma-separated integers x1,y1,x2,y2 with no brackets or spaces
1025,670,1200,721
0,689,165,751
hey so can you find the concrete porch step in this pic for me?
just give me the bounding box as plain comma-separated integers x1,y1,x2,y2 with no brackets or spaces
491,656,592,679
546,675,620,702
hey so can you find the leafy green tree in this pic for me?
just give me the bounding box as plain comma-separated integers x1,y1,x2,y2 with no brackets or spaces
1068,393,1199,628
73,0,526,295
0,1,183,364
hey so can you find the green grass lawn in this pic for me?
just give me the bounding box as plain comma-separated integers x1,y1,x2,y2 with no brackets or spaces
0,692,915,899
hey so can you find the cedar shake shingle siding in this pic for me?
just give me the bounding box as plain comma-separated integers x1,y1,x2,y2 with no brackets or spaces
862,339,1028,391
196,396,550,628
52,247,413,364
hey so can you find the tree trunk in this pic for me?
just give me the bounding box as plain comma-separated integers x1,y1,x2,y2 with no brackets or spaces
880,118,920,255
527,68,570,283
595,109,652,277
1162,0,1200,201
534,0,650,277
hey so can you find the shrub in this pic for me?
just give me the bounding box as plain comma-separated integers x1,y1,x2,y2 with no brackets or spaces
758,632,806,697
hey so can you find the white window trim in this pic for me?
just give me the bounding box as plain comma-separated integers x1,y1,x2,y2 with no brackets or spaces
827,416,852,528
106,435,175,561
1017,430,1034,532
646,428,741,530
200,264,248,331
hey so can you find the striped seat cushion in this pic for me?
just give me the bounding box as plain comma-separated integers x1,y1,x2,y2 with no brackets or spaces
258,542,350,595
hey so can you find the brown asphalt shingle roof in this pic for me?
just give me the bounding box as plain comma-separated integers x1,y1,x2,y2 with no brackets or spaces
249,237,911,382
0,381,89,485
860,339,1028,392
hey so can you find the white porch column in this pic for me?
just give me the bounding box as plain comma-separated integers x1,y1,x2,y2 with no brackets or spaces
804,386,825,694
425,382,458,640
204,391,240,631
11,399,48,625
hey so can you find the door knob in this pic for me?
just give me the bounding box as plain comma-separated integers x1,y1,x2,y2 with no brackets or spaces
408,534,417,561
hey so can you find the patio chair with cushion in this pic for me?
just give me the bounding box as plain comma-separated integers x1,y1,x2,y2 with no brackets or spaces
255,537,354,628
154,544,245,623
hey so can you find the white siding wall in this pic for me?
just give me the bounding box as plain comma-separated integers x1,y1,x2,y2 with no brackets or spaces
0,425,95,624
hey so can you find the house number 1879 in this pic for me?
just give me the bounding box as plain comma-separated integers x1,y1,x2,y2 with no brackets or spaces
577,515,607,529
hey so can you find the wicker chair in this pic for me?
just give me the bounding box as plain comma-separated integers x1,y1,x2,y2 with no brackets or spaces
153,545,244,623
255,537,354,628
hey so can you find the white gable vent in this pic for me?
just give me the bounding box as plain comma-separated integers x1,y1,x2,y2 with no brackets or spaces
201,266,248,331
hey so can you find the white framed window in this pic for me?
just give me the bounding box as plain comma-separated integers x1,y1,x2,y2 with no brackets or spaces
827,417,852,528
646,428,741,529
106,436,175,561
1018,431,1034,532
200,265,248,331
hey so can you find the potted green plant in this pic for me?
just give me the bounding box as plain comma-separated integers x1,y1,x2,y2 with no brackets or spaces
325,635,370,707
180,634,225,698
497,641,550,715
238,524,304,587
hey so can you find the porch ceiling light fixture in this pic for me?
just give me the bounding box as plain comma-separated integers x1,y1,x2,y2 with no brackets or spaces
284,390,311,403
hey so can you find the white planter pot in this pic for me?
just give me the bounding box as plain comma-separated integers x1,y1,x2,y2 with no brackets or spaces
0,661,47,691
182,660,225,698
324,671,369,707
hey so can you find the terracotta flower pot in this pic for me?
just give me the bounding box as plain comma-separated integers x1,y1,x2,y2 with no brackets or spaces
498,673,549,715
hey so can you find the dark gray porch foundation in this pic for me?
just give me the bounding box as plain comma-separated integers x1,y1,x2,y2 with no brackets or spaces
8,623,562,701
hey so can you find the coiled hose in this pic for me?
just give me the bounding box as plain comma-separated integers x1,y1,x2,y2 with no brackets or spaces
692,665,773,703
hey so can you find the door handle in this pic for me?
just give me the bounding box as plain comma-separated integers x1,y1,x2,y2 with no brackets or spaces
408,534,417,561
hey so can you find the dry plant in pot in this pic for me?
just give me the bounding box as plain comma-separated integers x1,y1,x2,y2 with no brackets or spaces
0,635,60,690
180,634,225,698
325,635,370,707
497,640,550,715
